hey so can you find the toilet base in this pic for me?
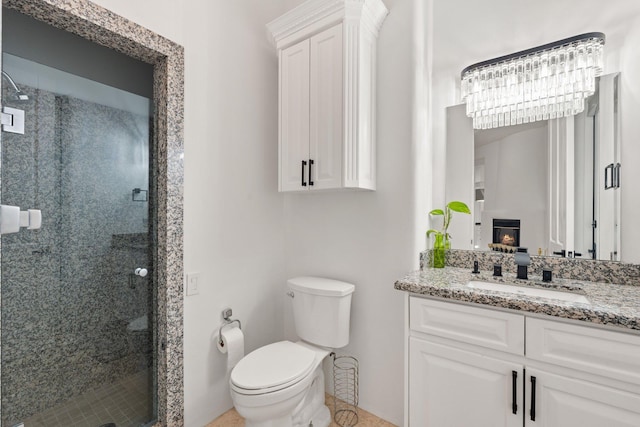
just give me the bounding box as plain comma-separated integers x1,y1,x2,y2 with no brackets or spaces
303,404,330,427
245,414,293,427
291,366,330,427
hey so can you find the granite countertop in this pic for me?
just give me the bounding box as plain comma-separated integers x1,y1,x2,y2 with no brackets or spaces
395,267,640,332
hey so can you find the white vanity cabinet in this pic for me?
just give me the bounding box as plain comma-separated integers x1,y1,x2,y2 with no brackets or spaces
267,0,388,192
407,297,640,427
409,338,524,427
524,369,640,427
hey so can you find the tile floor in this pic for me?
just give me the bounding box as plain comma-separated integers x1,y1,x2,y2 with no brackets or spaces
21,369,152,427
206,394,397,427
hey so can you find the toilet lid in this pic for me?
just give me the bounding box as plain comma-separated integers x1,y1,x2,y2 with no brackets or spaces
230,341,316,391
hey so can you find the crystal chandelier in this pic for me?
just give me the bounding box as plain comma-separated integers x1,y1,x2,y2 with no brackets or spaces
461,32,605,130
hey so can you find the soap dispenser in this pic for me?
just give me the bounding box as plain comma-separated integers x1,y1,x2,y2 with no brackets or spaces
515,247,530,280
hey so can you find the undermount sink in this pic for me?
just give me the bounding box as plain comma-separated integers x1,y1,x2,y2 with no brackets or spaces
466,280,590,304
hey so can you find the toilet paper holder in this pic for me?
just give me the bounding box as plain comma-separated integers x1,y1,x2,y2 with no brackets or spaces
218,308,242,347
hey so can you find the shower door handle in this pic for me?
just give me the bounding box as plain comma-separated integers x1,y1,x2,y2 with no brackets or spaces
135,268,148,277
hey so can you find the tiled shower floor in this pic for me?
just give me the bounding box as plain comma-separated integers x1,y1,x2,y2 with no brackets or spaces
22,369,151,427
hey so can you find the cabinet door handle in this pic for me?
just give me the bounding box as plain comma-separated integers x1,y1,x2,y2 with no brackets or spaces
511,370,518,414
301,160,307,187
530,376,537,421
309,159,314,186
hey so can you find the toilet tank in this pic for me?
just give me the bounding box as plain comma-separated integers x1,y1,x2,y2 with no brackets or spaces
287,276,355,349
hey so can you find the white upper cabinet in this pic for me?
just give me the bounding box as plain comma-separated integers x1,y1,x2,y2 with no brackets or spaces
267,0,388,192
309,24,343,190
280,39,311,191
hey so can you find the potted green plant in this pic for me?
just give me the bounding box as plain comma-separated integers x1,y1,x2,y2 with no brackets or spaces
427,201,471,268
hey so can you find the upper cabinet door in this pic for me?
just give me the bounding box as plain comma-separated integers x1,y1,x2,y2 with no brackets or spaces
309,24,343,190
279,39,310,192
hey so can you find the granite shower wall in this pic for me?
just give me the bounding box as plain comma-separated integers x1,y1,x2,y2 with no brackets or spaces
1,84,152,426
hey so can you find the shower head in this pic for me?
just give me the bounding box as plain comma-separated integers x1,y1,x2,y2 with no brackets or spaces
2,70,29,102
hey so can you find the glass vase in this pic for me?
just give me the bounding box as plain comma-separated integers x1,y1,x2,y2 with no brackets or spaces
431,233,450,268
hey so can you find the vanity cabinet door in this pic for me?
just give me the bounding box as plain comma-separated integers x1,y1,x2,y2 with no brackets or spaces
409,337,523,427
279,38,311,192
525,369,640,427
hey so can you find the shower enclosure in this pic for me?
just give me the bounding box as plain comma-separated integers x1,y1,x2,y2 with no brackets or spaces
1,47,155,427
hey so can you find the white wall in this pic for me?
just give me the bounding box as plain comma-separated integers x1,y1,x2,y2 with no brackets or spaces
476,126,548,252
91,0,428,426
180,2,295,425
432,0,640,262
281,0,427,424
74,0,640,424
92,1,293,426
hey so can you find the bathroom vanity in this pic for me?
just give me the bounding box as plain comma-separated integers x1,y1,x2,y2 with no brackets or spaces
395,264,640,427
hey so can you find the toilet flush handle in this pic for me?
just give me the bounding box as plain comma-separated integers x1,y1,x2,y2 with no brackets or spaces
286,291,294,298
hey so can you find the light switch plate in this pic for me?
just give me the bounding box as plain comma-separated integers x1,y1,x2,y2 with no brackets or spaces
186,272,200,296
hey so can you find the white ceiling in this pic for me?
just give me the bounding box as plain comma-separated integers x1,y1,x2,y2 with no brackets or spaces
433,0,640,75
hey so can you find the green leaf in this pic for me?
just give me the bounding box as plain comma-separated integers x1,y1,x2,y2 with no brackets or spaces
429,209,445,216
447,201,471,214
426,229,441,237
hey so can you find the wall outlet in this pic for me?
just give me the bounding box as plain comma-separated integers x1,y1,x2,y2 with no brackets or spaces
186,272,200,296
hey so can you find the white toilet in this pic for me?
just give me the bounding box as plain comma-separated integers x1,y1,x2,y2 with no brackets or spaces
230,276,355,427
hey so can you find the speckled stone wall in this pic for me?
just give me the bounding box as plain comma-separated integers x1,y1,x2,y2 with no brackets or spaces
1,86,60,425
1,86,153,426
420,249,640,286
56,95,152,411
1,1,184,426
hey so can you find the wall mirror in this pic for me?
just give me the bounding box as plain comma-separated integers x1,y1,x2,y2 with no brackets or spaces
445,73,622,262
433,0,640,265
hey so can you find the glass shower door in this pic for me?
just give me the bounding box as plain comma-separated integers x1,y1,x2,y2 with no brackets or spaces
1,53,155,427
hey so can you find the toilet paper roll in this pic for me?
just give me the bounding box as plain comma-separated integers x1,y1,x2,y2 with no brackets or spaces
216,326,244,369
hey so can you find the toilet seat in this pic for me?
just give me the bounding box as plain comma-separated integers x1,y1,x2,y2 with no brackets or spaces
231,341,316,395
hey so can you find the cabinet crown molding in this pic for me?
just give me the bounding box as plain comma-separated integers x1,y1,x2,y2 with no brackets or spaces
267,0,388,50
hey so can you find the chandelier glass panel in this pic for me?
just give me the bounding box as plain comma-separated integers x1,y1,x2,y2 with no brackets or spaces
461,32,605,130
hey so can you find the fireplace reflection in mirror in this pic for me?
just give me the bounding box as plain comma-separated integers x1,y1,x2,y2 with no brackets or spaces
491,219,521,252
